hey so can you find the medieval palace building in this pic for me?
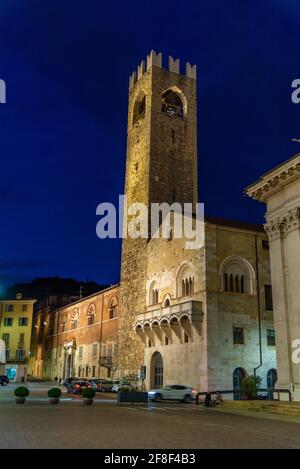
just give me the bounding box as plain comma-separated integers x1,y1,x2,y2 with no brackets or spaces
30,51,277,393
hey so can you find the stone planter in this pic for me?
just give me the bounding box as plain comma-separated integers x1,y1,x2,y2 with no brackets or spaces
49,397,59,405
83,398,94,405
118,391,148,405
15,397,26,404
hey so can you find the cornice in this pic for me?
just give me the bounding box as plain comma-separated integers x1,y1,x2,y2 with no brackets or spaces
245,153,300,202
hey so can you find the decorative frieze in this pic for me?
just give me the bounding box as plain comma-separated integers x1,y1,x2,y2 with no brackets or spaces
264,207,300,241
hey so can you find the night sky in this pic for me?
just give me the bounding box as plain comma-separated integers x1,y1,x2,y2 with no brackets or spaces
0,0,299,292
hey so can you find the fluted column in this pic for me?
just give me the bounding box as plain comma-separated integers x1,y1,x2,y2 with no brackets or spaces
265,207,300,399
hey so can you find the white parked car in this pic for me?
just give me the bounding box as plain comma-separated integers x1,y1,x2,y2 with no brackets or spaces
112,380,134,393
148,385,197,402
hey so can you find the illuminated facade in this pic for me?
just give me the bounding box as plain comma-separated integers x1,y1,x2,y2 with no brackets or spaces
0,294,36,381
31,285,119,380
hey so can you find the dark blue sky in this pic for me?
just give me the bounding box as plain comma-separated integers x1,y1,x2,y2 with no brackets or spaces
0,0,299,291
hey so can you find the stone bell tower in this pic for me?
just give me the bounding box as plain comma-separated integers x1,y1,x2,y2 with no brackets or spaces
117,50,198,376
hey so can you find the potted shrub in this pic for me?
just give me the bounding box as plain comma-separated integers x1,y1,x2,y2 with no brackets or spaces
241,375,262,400
117,374,148,405
48,387,62,404
14,386,29,404
82,387,95,405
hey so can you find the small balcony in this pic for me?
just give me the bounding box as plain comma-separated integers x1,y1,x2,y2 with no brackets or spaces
133,300,203,343
134,300,203,326
100,356,113,367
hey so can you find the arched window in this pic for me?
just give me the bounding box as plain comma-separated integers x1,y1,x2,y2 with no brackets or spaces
220,256,256,295
149,280,159,306
161,89,184,117
133,93,146,125
177,264,195,297
108,297,118,319
233,367,247,400
87,303,96,326
70,309,79,330
164,297,171,307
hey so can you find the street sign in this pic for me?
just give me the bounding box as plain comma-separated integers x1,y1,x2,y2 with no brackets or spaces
140,365,146,380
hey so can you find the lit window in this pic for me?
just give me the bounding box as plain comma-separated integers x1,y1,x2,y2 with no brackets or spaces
19,317,28,326
233,327,244,345
267,329,276,346
4,318,13,327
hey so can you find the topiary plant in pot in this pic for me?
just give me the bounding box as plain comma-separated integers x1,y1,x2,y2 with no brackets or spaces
82,387,95,405
48,387,62,404
14,386,29,404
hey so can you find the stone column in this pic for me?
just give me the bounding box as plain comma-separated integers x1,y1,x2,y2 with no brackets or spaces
245,153,300,400
265,218,294,396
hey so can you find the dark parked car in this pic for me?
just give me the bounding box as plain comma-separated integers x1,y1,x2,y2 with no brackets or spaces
0,375,9,386
66,380,90,394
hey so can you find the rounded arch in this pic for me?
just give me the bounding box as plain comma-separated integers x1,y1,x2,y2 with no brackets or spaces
169,315,179,325
86,302,96,316
143,321,151,330
219,256,256,295
134,323,143,333
179,313,190,323
161,86,187,117
176,262,195,297
86,302,96,325
163,294,171,307
233,367,247,400
150,351,164,388
108,296,118,319
71,308,79,322
160,318,169,327
132,91,146,125
151,319,160,330
149,279,159,306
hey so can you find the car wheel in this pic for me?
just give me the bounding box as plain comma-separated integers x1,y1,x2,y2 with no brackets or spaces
155,393,162,402
183,394,192,403
101,388,106,393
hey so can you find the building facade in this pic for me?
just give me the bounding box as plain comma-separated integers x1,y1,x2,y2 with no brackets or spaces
117,51,277,393
29,293,79,379
36,285,119,381
246,153,300,400
28,51,278,394
0,294,36,381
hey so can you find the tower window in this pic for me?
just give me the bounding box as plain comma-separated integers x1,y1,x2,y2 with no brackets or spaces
161,90,184,117
133,95,146,125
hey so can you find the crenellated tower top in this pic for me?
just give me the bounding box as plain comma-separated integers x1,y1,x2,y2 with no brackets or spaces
129,50,197,91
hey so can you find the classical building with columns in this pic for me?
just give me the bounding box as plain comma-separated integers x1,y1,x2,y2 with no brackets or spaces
246,153,300,400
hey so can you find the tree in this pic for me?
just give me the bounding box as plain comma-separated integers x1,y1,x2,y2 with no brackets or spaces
241,374,262,400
